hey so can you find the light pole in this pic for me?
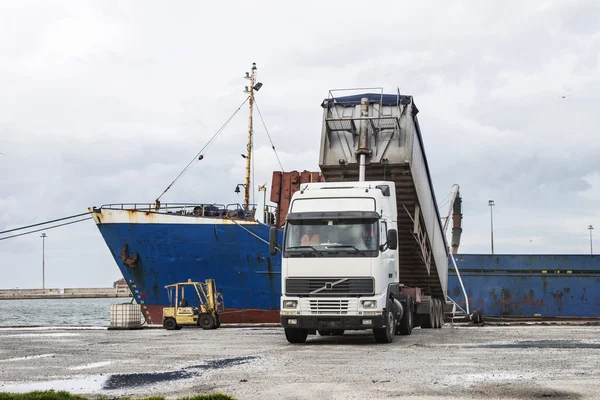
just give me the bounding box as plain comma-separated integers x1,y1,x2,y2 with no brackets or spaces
258,184,267,223
488,200,495,255
588,225,594,255
40,233,47,289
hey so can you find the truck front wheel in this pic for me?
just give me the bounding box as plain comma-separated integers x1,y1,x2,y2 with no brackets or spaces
373,302,395,343
285,328,308,344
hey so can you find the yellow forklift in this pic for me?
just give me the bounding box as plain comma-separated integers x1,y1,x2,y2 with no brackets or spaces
162,279,224,330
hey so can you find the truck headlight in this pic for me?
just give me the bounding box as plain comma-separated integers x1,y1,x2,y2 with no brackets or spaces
361,300,377,309
283,300,298,309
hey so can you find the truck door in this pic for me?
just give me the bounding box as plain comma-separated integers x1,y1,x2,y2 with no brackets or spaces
380,221,397,282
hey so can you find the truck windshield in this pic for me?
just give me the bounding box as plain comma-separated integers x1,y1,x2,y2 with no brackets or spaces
284,218,378,255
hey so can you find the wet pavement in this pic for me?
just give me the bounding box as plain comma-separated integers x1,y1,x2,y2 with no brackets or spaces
0,324,599,399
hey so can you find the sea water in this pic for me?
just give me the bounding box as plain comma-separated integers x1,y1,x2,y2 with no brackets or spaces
0,298,134,326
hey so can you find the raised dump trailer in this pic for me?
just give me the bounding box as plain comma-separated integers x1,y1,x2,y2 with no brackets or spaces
318,90,448,301
271,89,453,344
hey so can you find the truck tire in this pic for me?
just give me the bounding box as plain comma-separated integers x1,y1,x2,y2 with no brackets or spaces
318,330,332,336
285,328,308,344
433,299,440,329
163,318,177,330
472,308,484,324
438,300,445,328
373,302,395,343
198,313,215,330
398,297,413,335
421,300,435,329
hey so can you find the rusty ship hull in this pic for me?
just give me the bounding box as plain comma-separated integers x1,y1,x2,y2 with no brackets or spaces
449,254,600,318
90,206,283,325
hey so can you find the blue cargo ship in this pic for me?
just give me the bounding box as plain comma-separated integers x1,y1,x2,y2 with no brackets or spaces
89,203,284,324
449,254,600,318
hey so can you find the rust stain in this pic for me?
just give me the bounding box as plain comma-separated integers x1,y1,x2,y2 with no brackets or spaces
551,290,565,313
580,287,587,303
119,244,139,268
520,289,545,310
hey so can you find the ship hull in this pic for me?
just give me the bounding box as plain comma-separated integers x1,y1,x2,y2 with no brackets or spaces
449,254,600,318
91,208,283,324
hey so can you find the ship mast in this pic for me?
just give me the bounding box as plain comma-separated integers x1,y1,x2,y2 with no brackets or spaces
244,63,262,210
243,63,258,210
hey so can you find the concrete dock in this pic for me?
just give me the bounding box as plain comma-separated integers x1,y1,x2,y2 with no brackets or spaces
0,324,599,399
0,288,132,300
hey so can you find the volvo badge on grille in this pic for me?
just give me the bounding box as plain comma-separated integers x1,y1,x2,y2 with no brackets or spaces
310,278,348,294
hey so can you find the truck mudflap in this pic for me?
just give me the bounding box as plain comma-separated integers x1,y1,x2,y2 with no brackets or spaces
280,315,386,330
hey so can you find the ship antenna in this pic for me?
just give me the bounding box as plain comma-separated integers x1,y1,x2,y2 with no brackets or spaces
243,62,262,210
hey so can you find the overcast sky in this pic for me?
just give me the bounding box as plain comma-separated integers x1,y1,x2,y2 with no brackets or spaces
1,0,599,289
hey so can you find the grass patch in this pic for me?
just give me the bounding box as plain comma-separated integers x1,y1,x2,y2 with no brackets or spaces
0,392,236,400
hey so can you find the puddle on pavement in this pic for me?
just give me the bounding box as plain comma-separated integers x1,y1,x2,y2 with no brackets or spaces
1,377,106,394
0,356,258,393
103,370,194,390
466,340,600,349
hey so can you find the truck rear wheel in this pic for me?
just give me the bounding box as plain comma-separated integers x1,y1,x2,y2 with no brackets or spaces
373,302,395,343
437,300,445,328
285,328,308,344
421,300,435,329
398,297,413,335
433,299,440,329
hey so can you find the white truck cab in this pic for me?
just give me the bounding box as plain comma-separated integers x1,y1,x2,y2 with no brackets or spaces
270,181,414,343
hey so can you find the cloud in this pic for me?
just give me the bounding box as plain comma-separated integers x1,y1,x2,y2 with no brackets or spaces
1,0,599,288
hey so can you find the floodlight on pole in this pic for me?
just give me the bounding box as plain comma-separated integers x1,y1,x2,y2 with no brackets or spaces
488,200,495,255
40,233,47,290
588,225,594,255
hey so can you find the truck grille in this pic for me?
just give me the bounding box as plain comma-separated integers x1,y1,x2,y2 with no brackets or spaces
285,278,374,296
308,299,349,315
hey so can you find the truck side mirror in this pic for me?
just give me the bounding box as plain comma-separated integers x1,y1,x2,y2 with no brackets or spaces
387,229,398,250
269,227,279,256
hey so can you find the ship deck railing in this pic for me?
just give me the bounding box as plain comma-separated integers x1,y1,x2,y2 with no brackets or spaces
97,203,278,224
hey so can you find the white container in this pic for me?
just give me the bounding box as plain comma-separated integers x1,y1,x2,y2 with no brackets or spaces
109,303,142,329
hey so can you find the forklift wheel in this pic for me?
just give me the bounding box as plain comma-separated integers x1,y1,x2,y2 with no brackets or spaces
215,315,221,329
198,313,216,330
163,318,177,330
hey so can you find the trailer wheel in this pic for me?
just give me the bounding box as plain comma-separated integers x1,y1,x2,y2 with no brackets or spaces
472,308,484,324
374,301,395,343
421,300,435,329
198,313,215,330
285,328,308,344
438,300,445,328
433,299,441,329
398,298,413,335
163,318,177,330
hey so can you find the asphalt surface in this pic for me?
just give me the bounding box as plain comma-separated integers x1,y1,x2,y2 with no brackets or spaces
0,323,599,399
